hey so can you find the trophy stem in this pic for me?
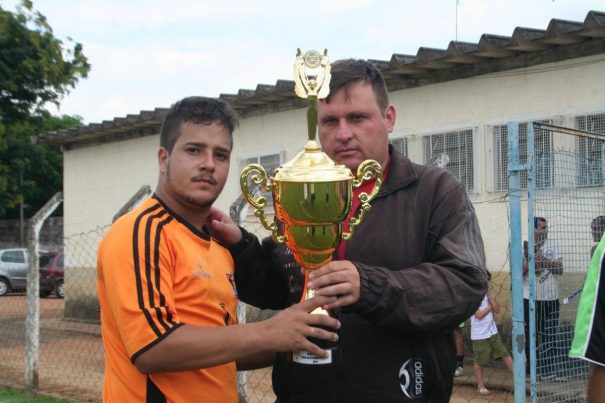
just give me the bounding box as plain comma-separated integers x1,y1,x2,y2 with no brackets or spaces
306,95,318,142
291,267,338,365
301,268,333,317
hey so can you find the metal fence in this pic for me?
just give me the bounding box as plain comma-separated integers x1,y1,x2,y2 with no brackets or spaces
509,121,604,402
0,224,106,402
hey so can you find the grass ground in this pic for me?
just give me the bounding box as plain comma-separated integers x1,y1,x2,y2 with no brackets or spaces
0,387,72,403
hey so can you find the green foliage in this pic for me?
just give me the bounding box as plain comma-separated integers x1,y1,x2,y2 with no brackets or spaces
0,114,81,219
0,1,89,219
0,1,90,123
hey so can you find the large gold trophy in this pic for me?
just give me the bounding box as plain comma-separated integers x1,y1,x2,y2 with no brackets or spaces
240,49,382,364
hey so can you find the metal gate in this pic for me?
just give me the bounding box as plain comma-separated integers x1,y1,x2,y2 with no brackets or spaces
509,121,605,402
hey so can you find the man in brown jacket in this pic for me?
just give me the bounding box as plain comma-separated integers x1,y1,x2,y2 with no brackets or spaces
209,59,489,402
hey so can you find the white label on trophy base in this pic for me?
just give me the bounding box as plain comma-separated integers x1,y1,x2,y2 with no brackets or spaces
293,349,333,365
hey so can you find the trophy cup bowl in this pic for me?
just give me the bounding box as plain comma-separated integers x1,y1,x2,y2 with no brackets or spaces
241,155,382,271
239,49,382,364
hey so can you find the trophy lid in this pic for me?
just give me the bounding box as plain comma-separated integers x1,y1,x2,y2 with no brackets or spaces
273,140,354,182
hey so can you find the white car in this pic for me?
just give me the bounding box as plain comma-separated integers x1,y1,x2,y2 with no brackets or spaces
0,248,53,296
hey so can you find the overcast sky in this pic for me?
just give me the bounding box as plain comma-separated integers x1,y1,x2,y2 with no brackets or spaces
4,0,604,124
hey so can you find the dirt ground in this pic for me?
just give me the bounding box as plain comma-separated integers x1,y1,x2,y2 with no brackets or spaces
0,294,103,402
0,294,519,402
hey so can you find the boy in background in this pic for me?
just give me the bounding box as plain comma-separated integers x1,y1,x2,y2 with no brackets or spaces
471,292,513,396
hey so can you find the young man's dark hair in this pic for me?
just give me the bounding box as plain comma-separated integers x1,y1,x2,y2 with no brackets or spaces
326,59,390,113
160,96,239,152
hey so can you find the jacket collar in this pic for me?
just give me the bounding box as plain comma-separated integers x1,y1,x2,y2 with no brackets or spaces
377,144,419,197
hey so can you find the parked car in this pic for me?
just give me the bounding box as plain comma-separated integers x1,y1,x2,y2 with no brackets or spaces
0,248,54,296
39,250,64,299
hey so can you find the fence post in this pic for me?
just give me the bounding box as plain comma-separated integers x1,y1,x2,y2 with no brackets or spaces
230,194,249,403
112,185,151,223
507,122,528,402
25,192,63,390
526,123,537,402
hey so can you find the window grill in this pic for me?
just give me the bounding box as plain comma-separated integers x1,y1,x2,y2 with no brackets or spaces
493,121,553,191
390,136,408,157
576,113,605,187
241,153,282,204
422,129,474,191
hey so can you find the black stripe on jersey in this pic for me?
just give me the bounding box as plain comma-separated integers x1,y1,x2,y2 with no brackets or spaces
130,323,183,364
153,218,176,325
146,376,166,403
133,203,163,337
143,211,173,332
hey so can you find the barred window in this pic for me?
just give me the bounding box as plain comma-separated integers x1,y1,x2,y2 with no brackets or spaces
241,153,282,204
493,121,553,191
576,113,605,187
390,137,408,156
422,129,474,191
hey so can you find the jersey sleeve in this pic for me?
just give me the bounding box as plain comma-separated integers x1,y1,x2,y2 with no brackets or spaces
98,210,182,362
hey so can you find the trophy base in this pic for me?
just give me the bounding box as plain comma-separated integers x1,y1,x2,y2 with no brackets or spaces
291,269,339,365
293,329,339,365
292,347,336,365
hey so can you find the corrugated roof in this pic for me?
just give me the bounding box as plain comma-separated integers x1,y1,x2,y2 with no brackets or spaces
36,10,605,148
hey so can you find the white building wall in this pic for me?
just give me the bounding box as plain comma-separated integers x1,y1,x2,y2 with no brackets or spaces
63,134,158,236
62,54,605,274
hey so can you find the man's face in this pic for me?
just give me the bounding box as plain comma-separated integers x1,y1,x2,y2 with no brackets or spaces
158,122,231,210
535,220,548,243
317,81,395,172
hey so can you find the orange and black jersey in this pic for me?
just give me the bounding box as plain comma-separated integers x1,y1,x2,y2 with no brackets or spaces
97,195,238,403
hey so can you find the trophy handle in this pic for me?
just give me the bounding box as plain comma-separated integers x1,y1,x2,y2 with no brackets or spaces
342,160,383,240
239,164,285,243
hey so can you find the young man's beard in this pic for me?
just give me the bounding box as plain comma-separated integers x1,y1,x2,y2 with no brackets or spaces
184,194,217,208
165,168,218,208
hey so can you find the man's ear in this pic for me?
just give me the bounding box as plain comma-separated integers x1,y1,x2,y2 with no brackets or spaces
158,147,169,173
385,104,396,133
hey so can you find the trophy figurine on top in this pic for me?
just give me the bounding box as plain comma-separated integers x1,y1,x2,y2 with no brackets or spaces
239,49,382,365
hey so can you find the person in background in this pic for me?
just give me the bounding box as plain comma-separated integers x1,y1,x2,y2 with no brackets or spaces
209,59,489,402
96,96,339,403
454,323,466,377
590,215,605,257
570,221,605,401
471,291,513,396
522,216,564,381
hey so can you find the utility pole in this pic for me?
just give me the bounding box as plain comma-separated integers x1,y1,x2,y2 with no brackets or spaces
19,172,24,246
455,0,459,41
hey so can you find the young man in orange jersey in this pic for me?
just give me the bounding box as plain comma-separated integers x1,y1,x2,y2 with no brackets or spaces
97,96,340,403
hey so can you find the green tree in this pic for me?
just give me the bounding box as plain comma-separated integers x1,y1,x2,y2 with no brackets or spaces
0,115,81,219
0,1,90,219
0,0,90,122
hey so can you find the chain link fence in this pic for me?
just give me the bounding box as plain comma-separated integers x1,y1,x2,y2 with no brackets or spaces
529,149,601,402
509,121,604,402
0,224,107,402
